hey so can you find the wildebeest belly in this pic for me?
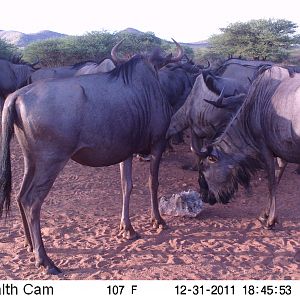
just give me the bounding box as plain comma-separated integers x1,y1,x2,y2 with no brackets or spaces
71,146,132,167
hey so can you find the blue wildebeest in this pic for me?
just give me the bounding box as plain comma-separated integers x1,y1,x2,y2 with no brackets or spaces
0,39,183,275
196,66,299,229
157,57,205,146
74,58,116,75
0,57,39,113
213,58,274,92
30,58,115,82
166,73,246,170
202,69,248,96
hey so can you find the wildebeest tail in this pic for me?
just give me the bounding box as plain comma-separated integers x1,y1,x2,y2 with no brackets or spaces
0,94,17,218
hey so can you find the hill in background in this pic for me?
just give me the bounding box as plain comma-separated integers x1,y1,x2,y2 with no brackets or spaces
0,28,208,49
0,30,68,47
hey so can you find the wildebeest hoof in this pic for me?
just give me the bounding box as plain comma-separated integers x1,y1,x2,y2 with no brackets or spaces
121,230,140,240
151,219,168,230
119,224,140,240
24,241,33,252
264,217,279,230
257,212,268,224
45,265,62,275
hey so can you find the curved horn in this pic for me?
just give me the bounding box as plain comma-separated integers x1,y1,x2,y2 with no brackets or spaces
204,87,225,108
111,39,126,64
30,56,40,68
169,38,184,63
203,59,210,69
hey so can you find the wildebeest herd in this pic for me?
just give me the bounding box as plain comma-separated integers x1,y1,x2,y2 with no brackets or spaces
0,39,299,275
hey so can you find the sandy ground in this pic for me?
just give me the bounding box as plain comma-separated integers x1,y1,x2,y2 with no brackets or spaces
0,137,300,280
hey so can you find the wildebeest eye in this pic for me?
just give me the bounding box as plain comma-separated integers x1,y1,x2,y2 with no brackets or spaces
207,155,218,163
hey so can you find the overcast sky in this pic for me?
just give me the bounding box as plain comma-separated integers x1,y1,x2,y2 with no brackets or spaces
1,0,300,42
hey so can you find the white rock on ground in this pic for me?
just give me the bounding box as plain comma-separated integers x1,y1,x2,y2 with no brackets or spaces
159,189,204,218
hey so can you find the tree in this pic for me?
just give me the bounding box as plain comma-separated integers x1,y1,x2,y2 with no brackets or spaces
208,19,299,62
23,31,194,67
0,38,19,60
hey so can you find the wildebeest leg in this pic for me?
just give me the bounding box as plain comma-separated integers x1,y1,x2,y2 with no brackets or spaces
16,155,34,252
119,156,139,240
258,151,278,229
0,95,4,121
275,157,287,184
17,202,33,252
19,154,68,275
149,142,167,230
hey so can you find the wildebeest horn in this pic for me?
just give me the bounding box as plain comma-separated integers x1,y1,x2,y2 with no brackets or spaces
204,59,210,69
30,56,40,68
111,39,127,64
204,87,225,108
169,38,184,62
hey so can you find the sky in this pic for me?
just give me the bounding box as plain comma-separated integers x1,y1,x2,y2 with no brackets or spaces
1,0,300,43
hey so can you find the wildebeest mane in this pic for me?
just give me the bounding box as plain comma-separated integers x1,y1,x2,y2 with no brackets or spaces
217,65,280,150
108,55,143,85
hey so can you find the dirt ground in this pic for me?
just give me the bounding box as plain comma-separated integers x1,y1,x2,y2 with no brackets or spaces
0,136,300,280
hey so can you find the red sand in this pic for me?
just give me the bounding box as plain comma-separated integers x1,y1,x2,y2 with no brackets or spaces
0,138,299,279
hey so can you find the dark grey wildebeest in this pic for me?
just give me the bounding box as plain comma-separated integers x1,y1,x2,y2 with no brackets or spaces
30,58,116,82
202,69,248,96
166,73,245,160
0,40,183,275
74,58,116,75
0,57,39,113
214,58,274,92
30,62,89,81
196,66,299,229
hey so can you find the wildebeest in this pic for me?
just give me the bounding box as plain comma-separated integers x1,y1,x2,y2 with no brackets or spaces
159,59,203,112
74,58,116,75
0,57,39,112
166,73,246,160
196,66,298,229
202,69,248,96
0,40,183,274
30,62,87,81
214,58,274,91
30,58,116,82
157,57,204,145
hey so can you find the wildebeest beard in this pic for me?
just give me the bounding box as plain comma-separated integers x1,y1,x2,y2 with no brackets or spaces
199,155,263,205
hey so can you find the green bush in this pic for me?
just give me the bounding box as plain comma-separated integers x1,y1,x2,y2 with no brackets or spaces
23,31,191,67
0,38,20,60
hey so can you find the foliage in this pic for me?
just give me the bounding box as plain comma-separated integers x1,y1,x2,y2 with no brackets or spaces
0,38,20,60
23,30,192,67
207,19,299,62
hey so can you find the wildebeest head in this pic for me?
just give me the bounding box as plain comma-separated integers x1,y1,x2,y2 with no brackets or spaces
0,57,39,98
196,145,240,205
111,38,184,70
196,139,263,205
